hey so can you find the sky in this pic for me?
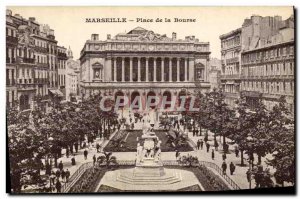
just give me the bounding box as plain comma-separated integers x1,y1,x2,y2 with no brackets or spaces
7,6,293,60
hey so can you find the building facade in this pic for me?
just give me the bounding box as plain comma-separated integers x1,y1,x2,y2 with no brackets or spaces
57,46,68,98
79,27,211,110
220,15,294,110
240,15,294,111
220,28,242,107
66,47,80,101
6,9,65,110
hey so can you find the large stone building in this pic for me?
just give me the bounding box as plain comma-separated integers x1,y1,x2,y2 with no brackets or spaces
220,15,294,109
240,15,294,111
57,46,68,98
6,9,66,110
66,47,80,101
79,27,210,110
220,28,242,106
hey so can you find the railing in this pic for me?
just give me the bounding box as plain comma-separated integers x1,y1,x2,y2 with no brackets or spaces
61,162,94,193
186,138,240,190
162,160,240,190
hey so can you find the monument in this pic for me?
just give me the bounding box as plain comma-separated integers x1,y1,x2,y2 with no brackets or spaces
97,126,203,191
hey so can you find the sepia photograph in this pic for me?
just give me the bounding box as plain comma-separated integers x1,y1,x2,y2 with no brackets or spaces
5,6,295,194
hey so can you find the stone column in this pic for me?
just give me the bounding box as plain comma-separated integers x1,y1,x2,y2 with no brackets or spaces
189,58,194,81
146,57,149,82
153,58,157,82
177,58,180,82
169,58,172,82
105,57,112,82
114,58,117,82
161,58,164,82
130,57,133,82
138,57,141,82
122,57,125,82
185,58,188,82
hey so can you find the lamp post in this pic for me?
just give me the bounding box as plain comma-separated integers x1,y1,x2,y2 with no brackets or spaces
246,134,254,189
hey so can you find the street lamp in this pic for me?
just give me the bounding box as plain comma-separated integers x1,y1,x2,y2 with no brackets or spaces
246,134,254,189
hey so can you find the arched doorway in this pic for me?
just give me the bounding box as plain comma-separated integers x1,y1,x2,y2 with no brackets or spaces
147,91,156,109
20,94,29,110
178,90,187,109
115,91,125,108
162,91,172,109
131,91,141,110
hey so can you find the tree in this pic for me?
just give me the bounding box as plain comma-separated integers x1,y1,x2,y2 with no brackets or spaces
166,129,188,150
97,151,118,167
267,97,295,186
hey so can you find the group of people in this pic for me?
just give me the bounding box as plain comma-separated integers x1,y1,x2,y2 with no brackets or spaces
48,161,71,193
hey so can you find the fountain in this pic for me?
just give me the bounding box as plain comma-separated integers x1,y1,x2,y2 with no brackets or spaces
97,126,202,191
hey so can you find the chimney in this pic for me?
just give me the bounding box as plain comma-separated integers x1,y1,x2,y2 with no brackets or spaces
107,34,111,40
29,17,36,22
192,36,195,40
91,34,99,41
172,32,176,40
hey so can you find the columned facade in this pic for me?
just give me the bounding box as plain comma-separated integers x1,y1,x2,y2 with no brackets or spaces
79,27,211,110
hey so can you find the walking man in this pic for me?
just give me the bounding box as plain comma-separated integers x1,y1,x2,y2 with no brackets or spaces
222,161,227,175
200,139,204,150
58,161,63,171
55,179,62,193
230,162,236,175
96,143,100,153
61,169,66,182
235,146,239,157
84,149,88,160
206,142,210,153
197,139,200,150
211,149,215,160
175,150,180,160
93,155,96,165
65,169,70,183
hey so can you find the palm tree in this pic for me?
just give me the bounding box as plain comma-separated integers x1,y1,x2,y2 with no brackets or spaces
97,151,118,167
166,130,188,150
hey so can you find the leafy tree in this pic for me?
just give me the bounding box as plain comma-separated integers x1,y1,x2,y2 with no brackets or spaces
97,151,118,167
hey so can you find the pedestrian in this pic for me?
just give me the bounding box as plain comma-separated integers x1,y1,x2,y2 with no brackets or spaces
204,134,208,143
175,150,180,160
55,179,62,193
230,162,236,175
96,143,100,153
65,169,70,183
130,117,132,123
84,149,88,160
206,142,210,153
45,162,51,176
50,171,56,187
222,161,227,175
93,155,96,165
192,129,195,137
214,141,219,151
200,139,204,150
222,153,227,161
58,161,63,171
246,169,251,182
195,129,199,136
55,169,61,179
71,156,76,165
74,142,79,153
61,169,66,182
235,146,239,157
211,149,215,160
197,139,200,150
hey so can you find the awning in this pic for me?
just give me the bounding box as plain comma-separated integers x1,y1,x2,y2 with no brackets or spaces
49,89,64,97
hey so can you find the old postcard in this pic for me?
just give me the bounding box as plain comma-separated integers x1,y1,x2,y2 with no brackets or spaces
6,6,295,194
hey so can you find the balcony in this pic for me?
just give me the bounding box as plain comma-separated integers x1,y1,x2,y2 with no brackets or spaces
226,57,239,64
20,57,35,64
220,74,240,80
34,46,48,54
6,36,18,45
